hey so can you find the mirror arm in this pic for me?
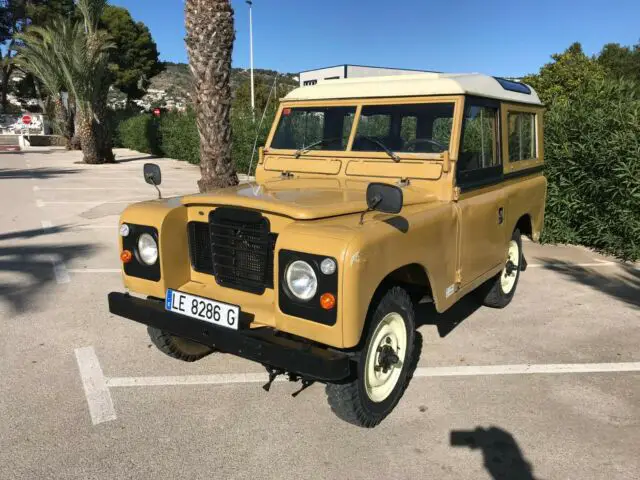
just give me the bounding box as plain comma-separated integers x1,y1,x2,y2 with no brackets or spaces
146,176,162,199
360,196,382,225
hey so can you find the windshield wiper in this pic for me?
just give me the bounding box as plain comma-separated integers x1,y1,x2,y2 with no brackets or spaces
294,137,340,158
358,135,400,162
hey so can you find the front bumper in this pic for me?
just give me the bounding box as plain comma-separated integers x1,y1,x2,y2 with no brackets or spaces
108,292,353,382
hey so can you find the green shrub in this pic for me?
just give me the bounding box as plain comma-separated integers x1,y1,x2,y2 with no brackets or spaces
159,109,200,164
117,114,161,154
231,105,276,175
542,77,640,261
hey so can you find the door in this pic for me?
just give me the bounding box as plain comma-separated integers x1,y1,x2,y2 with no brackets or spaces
455,98,505,286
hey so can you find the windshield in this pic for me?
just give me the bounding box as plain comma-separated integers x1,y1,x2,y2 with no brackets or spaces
353,103,454,154
271,106,356,151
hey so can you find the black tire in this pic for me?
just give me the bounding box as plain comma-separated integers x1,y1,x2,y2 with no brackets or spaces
479,229,523,309
147,327,215,362
325,286,419,428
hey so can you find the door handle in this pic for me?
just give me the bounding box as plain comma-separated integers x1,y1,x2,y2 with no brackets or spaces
498,207,504,225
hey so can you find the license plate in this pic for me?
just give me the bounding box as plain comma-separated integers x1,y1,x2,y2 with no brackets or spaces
165,289,240,330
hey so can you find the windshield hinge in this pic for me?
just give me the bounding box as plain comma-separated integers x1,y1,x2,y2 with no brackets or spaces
397,178,411,187
453,186,461,201
280,171,294,179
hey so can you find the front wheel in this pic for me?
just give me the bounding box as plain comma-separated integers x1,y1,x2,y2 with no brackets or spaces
147,327,215,362
325,286,418,428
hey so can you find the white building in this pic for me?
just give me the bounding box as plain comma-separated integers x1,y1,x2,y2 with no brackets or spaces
298,64,435,87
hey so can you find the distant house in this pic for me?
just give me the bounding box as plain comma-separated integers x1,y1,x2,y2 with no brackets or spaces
298,64,436,87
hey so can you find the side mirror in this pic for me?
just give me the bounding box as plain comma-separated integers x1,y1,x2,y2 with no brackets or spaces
143,163,162,186
366,182,403,214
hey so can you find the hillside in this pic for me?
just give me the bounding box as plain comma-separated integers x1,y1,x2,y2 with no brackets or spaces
125,62,299,110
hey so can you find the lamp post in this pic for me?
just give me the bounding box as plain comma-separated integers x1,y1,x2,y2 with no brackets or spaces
246,0,255,122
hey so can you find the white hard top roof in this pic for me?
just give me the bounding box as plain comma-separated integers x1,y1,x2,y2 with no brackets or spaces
284,73,542,105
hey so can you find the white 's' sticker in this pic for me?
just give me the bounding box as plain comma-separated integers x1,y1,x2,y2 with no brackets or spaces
445,284,456,298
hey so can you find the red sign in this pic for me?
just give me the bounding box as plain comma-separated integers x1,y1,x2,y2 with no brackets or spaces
22,115,32,125
153,108,161,117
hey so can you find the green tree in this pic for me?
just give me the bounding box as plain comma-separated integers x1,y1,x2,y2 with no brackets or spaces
523,42,606,105
597,42,640,85
0,0,75,112
16,20,75,144
100,5,163,104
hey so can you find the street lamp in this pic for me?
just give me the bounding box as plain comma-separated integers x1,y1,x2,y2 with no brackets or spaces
246,0,255,122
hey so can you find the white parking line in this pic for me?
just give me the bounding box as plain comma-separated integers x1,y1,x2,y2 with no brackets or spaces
105,362,640,388
74,347,117,425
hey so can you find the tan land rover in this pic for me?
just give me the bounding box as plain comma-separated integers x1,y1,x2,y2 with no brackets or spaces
108,73,546,427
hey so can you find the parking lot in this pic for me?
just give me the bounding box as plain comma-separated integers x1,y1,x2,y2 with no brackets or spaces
1,147,639,480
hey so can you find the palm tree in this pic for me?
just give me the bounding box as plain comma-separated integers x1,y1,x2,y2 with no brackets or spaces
58,0,115,164
185,0,238,192
16,21,75,148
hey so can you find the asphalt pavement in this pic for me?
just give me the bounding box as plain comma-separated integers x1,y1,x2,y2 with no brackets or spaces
1,147,638,480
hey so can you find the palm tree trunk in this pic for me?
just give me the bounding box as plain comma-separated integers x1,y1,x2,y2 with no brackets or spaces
78,113,101,164
185,0,238,192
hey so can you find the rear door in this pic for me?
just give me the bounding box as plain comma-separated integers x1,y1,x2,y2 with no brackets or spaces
455,97,506,286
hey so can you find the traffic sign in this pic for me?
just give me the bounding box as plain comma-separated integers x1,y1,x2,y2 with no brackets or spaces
22,115,32,125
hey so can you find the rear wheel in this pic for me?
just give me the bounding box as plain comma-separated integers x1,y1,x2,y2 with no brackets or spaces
479,229,523,308
147,327,215,362
325,286,418,428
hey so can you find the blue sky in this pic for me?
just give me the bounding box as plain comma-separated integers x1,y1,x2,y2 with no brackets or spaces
110,0,639,77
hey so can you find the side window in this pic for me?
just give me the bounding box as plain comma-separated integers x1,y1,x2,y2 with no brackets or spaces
459,105,500,173
508,112,537,161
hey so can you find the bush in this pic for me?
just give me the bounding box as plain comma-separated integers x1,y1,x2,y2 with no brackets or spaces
231,105,276,174
117,113,161,155
159,109,200,164
542,77,640,260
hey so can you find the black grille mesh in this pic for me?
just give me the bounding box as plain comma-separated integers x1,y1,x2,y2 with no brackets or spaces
187,209,276,294
188,222,214,274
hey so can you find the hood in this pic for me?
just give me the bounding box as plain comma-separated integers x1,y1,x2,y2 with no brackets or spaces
180,178,436,220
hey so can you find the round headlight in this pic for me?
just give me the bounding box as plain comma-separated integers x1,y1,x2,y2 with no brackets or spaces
137,233,158,265
285,260,317,300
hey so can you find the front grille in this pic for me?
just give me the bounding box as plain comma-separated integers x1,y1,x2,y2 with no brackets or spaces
188,222,214,274
187,208,277,294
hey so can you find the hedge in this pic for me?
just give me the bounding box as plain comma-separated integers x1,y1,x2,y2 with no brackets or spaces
542,77,640,260
116,106,275,173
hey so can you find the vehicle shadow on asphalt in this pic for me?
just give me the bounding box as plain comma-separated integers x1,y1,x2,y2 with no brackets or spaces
538,258,640,309
0,226,97,313
415,295,481,337
0,167,82,179
450,426,538,480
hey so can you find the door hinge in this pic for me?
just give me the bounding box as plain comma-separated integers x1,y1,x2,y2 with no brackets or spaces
455,269,462,285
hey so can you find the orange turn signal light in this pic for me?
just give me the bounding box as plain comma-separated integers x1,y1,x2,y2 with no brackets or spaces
320,293,336,310
120,250,133,264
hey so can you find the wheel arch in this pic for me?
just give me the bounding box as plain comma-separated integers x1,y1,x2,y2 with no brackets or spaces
514,213,533,239
354,263,433,348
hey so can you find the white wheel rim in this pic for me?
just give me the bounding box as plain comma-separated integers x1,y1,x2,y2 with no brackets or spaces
363,312,407,403
500,240,520,294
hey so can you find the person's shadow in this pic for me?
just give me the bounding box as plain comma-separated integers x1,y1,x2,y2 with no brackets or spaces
450,426,538,480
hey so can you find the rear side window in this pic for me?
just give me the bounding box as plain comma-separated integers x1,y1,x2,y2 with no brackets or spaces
508,112,537,161
459,105,500,172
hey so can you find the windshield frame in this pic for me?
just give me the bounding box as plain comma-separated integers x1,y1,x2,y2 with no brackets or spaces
265,96,464,161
